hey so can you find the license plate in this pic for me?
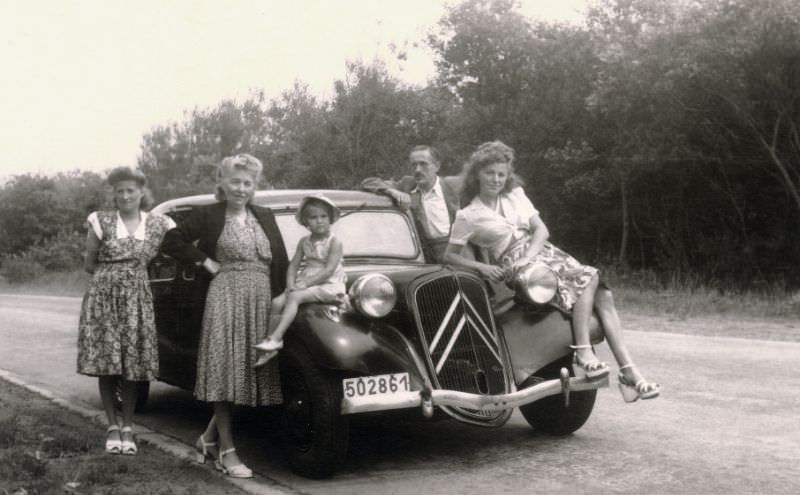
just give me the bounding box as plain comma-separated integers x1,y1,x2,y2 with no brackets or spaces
343,373,410,399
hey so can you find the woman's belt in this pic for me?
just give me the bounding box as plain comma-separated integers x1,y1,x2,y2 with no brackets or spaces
218,261,271,274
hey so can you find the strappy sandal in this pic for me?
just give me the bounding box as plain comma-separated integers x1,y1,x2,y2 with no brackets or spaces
570,344,610,381
120,426,138,455
618,364,661,402
195,434,218,464
105,425,122,455
215,448,253,479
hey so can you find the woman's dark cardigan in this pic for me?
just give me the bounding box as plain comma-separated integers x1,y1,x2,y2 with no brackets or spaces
160,202,289,297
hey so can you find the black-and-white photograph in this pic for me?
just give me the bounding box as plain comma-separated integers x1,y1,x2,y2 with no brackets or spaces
1,1,798,494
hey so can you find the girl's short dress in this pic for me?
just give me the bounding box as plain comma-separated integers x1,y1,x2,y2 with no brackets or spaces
77,210,175,381
294,233,347,302
449,187,597,313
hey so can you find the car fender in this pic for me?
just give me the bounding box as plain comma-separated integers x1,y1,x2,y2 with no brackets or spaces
496,303,604,385
285,304,430,391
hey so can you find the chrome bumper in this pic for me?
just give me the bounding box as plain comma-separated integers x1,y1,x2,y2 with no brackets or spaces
341,369,608,415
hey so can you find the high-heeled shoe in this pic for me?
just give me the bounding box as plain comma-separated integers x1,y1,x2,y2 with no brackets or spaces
105,425,122,455
618,364,661,402
215,448,253,479
120,426,137,455
195,434,218,464
570,345,610,381
253,338,283,352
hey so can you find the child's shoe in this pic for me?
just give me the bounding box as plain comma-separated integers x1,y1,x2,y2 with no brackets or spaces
253,338,283,352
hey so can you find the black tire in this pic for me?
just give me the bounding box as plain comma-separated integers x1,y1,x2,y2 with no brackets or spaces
113,379,150,413
279,344,349,479
518,354,597,435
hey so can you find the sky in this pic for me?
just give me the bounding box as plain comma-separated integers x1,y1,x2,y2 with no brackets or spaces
0,0,588,177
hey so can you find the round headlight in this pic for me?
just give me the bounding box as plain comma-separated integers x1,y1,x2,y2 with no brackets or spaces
513,263,557,304
348,273,397,318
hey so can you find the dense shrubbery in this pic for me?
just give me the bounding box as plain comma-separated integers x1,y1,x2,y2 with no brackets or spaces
26,231,85,272
0,255,45,284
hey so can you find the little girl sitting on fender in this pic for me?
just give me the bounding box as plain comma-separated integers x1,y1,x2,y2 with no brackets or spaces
254,194,346,367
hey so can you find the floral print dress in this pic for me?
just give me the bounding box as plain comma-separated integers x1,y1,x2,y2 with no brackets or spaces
77,210,174,381
194,210,283,406
449,187,598,313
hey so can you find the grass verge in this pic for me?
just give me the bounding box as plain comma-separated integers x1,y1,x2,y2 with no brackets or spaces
0,378,245,495
601,266,800,320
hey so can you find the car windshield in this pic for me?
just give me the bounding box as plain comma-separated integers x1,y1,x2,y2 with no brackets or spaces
276,210,419,260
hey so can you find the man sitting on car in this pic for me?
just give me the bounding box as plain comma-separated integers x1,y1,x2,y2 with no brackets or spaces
361,145,462,263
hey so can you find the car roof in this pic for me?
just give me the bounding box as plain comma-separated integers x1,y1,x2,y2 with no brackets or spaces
152,189,395,214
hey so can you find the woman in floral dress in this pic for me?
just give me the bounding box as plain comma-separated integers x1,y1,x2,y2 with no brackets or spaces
444,141,660,403
161,154,288,478
77,167,175,455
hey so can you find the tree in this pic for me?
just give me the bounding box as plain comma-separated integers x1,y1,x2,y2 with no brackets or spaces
673,0,800,215
581,0,691,265
138,93,272,201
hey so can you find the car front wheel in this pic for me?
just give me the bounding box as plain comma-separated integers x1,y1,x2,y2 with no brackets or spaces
279,343,349,479
518,354,597,435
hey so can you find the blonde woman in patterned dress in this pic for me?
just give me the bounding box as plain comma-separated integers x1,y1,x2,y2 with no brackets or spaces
161,154,288,478
443,141,660,403
77,167,176,455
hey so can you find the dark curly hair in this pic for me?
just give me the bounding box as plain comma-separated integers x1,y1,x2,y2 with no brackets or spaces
107,166,153,210
460,140,523,206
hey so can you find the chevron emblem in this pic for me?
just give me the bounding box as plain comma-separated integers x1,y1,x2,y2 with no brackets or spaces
428,292,502,374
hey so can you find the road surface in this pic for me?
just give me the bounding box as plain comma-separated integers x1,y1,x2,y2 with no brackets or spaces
1,294,798,494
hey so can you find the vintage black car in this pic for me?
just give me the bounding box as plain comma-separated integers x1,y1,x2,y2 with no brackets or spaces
144,189,607,479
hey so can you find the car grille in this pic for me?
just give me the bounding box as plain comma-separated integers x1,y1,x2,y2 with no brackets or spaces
413,273,508,421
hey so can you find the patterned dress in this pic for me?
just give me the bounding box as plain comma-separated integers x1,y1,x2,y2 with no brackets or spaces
77,210,174,381
195,210,283,406
449,187,598,313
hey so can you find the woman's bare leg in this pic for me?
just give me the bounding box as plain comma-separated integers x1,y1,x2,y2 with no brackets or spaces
571,274,605,366
120,379,138,427
98,376,119,427
594,287,647,384
202,414,218,442
213,402,245,468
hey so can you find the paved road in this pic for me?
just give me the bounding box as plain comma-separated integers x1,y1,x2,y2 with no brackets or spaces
1,294,798,494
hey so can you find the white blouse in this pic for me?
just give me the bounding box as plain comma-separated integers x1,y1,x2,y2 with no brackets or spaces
87,211,176,240
448,187,539,260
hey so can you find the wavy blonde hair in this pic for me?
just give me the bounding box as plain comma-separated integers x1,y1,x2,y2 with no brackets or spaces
214,153,263,202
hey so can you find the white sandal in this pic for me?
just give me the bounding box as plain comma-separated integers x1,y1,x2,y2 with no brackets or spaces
570,344,610,381
253,338,283,352
618,364,661,402
105,425,122,455
120,426,138,455
195,434,218,464
215,448,253,478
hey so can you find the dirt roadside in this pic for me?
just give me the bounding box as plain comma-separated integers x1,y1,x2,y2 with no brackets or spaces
0,378,247,495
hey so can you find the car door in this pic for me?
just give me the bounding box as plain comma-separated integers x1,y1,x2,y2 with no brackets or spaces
148,205,205,390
